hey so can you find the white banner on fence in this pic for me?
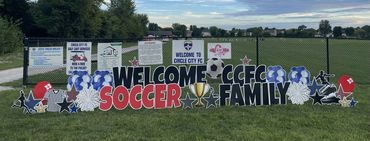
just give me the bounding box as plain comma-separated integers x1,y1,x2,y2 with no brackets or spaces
29,47,63,68
172,40,204,64
138,41,163,65
207,43,232,59
97,43,122,72
66,42,92,75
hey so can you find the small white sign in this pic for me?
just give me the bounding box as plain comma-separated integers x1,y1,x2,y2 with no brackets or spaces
138,41,163,65
207,43,232,59
172,40,204,64
66,42,92,75
29,47,63,68
97,43,122,72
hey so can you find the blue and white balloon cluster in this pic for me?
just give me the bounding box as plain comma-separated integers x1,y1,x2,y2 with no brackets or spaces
67,71,91,92
288,66,311,84
92,71,113,91
266,66,286,84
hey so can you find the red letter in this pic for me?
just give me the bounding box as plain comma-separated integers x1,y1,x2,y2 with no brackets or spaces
130,85,142,110
142,84,154,109
113,86,129,110
99,86,113,111
166,84,181,108
155,84,166,109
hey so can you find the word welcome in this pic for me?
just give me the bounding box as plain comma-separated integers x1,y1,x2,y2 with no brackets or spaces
113,66,207,89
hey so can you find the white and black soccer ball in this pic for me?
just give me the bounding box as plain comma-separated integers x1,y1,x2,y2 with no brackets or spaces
206,58,225,79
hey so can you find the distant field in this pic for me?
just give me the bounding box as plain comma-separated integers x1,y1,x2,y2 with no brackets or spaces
1,38,369,140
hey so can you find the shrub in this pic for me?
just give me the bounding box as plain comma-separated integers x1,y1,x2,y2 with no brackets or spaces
0,17,23,55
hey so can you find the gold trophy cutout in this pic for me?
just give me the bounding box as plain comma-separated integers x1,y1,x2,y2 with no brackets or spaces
189,83,210,107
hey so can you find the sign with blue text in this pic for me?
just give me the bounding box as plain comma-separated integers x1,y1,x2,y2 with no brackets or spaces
29,47,63,68
172,40,204,64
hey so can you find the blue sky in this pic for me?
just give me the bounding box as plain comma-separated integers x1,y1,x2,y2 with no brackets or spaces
124,0,370,29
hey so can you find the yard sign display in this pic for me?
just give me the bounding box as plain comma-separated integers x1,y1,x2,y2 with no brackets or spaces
97,43,122,73
29,47,63,68
208,43,232,59
11,40,359,114
66,42,92,75
172,40,204,64
138,41,163,65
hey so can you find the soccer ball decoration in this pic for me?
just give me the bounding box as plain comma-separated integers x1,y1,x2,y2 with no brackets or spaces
266,66,286,84
92,70,114,91
67,71,91,92
288,66,310,84
206,58,225,79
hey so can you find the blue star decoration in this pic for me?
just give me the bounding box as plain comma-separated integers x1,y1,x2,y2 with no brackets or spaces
57,98,72,112
311,92,324,105
308,79,323,96
181,93,195,109
205,94,219,109
69,103,78,113
349,98,358,108
24,91,41,114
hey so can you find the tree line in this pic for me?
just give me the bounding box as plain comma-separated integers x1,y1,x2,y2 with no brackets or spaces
149,20,370,39
0,0,148,55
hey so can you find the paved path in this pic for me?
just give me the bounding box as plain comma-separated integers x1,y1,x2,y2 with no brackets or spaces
0,46,138,91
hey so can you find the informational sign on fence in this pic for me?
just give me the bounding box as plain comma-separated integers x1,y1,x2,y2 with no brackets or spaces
207,43,232,59
29,47,64,68
97,43,122,72
66,42,92,75
138,41,163,65
172,40,204,64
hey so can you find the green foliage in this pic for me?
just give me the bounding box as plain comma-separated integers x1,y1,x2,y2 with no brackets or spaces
333,26,342,38
148,23,161,31
0,0,33,35
354,28,366,38
172,23,187,37
247,27,263,36
344,27,355,37
103,0,148,39
319,20,332,36
0,17,23,55
189,25,202,37
33,0,103,38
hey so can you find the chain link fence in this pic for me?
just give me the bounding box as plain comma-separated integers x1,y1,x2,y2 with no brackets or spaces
22,37,370,86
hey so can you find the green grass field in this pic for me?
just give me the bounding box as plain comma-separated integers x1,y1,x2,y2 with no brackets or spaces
0,37,369,140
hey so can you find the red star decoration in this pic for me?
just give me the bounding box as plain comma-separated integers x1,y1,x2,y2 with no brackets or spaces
336,84,351,100
240,55,252,65
129,56,140,67
67,85,78,102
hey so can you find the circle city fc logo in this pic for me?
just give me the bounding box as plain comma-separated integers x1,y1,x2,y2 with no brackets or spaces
184,41,193,51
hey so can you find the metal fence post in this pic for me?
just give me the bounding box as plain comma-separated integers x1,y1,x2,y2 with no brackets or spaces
326,37,330,81
23,37,29,86
256,36,259,66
